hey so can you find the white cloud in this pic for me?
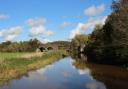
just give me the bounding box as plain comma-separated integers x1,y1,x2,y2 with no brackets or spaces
60,22,71,29
0,26,22,41
0,14,9,20
29,26,54,37
82,16,107,30
69,16,107,39
84,4,105,17
26,18,46,26
69,23,84,39
27,17,54,43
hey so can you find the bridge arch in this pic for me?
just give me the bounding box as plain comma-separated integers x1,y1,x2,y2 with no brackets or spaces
39,47,45,52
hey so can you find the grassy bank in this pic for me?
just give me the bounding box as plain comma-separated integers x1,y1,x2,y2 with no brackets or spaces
0,50,67,85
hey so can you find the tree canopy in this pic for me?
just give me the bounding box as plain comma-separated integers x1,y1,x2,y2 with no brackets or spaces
85,0,128,65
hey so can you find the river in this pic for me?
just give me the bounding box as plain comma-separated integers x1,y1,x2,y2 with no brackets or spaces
0,56,128,89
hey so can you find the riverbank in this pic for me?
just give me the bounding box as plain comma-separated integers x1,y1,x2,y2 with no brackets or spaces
0,50,67,85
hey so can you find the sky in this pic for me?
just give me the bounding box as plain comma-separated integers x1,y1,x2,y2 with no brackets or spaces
0,0,112,43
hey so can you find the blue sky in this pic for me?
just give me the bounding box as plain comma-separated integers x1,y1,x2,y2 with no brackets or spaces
0,0,112,43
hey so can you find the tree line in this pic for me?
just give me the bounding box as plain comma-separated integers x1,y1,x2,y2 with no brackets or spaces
71,0,128,66
0,39,71,52
0,39,41,52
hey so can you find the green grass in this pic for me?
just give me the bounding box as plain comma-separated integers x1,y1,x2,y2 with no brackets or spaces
0,52,34,69
0,52,28,60
0,50,67,85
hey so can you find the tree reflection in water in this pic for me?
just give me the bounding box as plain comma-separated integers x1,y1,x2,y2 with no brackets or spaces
71,53,128,89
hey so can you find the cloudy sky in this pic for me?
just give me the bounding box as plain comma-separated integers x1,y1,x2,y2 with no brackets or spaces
0,0,112,43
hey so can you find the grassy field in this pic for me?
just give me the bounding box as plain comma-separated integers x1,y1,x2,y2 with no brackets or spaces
0,50,67,85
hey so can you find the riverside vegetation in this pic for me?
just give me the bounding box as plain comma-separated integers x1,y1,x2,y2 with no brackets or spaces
70,0,128,67
0,50,67,85
0,34,69,85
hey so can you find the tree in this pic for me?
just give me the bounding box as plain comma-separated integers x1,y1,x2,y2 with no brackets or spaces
85,24,105,62
86,0,128,65
0,38,41,52
111,0,128,45
70,34,88,55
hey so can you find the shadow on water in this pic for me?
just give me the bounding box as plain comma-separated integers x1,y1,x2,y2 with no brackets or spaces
71,53,128,89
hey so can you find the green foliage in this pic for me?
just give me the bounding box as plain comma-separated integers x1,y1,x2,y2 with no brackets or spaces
70,34,88,55
86,0,128,66
0,38,41,52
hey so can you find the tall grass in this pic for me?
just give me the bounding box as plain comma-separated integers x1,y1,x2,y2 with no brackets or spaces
0,50,67,86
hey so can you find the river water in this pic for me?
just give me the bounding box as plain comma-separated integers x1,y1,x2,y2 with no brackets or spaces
0,57,128,89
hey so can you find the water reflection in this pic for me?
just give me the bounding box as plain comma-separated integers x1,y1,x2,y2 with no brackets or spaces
71,54,128,89
71,53,87,61
0,56,128,89
85,82,106,89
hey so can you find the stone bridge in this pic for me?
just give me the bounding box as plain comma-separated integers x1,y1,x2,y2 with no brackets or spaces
36,41,70,52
